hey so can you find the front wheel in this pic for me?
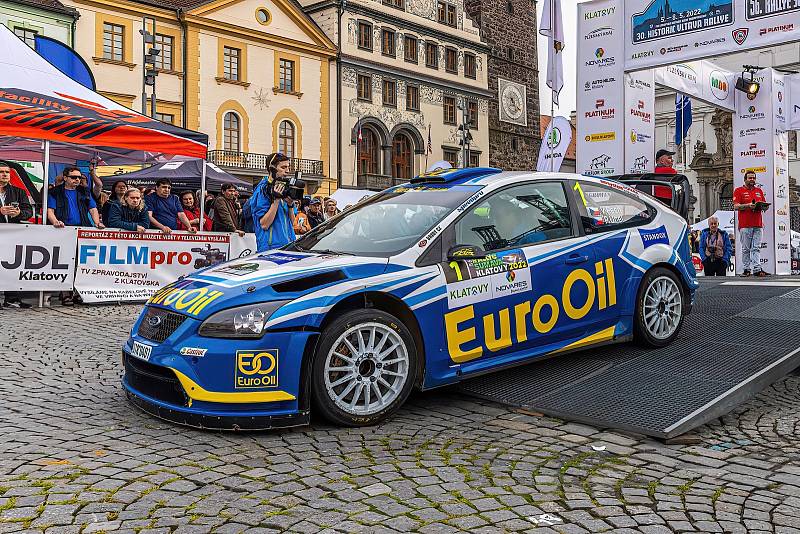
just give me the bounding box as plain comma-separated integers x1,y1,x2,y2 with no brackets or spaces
634,267,685,347
311,309,418,426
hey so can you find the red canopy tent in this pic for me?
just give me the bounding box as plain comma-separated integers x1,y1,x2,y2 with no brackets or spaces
0,24,209,220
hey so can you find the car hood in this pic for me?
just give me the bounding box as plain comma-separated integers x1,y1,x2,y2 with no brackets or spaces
146,250,394,320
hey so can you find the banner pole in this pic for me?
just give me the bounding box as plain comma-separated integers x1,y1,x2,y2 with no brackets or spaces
200,159,207,222
39,140,50,308
549,0,555,172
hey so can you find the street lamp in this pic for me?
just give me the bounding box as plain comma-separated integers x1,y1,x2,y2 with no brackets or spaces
457,103,473,168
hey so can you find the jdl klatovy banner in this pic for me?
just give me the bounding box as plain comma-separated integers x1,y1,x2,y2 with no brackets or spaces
74,230,231,302
0,224,77,290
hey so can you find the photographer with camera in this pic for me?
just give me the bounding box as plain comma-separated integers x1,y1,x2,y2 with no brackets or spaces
250,153,305,252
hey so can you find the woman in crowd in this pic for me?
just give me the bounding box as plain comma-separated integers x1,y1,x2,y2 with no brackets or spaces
106,188,150,233
178,190,212,232
324,198,340,220
101,180,127,224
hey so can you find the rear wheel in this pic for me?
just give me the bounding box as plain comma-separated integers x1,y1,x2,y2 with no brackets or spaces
634,267,685,347
311,309,418,426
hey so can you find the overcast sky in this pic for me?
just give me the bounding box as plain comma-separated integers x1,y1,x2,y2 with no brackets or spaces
536,0,580,118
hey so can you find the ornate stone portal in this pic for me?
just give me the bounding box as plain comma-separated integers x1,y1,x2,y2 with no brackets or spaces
690,109,799,225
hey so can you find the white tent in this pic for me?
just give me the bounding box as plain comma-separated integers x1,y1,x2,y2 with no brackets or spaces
692,210,735,234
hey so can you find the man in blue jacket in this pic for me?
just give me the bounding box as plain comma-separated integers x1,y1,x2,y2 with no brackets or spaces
698,216,732,276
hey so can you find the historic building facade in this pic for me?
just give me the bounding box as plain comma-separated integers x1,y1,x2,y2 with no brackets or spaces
463,0,540,170
47,0,337,192
0,0,78,46
301,0,490,189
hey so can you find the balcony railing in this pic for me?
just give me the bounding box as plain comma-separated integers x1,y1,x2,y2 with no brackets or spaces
357,173,405,191
207,150,324,176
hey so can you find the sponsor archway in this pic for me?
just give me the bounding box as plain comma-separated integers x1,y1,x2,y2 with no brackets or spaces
576,0,799,275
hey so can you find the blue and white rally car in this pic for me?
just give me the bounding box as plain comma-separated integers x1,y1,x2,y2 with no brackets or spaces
122,168,698,429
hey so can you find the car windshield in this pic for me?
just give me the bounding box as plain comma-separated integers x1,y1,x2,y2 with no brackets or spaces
289,184,483,257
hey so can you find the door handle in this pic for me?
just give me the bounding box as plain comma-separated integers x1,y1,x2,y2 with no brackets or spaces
565,254,589,265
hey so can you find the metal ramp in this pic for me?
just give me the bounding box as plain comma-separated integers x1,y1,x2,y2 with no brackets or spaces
457,278,800,439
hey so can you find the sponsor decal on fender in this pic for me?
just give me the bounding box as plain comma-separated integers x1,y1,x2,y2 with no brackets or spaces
180,347,208,357
444,259,617,363
639,225,669,249
235,350,279,388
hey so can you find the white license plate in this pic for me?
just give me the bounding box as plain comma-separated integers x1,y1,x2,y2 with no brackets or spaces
131,341,153,361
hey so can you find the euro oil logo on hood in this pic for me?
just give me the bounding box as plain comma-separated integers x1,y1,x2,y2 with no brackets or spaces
445,259,617,363
148,282,224,316
639,225,669,249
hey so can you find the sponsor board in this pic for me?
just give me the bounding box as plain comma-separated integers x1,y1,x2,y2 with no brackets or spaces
0,224,77,291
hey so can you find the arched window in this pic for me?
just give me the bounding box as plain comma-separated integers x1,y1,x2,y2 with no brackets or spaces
392,133,413,180
279,120,295,159
223,112,240,152
358,127,380,176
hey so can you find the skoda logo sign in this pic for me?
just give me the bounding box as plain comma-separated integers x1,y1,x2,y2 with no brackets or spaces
547,127,561,148
148,315,163,328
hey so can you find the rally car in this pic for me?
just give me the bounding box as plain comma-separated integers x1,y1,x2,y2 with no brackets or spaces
122,168,698,430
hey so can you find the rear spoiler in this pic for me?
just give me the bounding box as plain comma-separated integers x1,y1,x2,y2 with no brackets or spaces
610,173,691,222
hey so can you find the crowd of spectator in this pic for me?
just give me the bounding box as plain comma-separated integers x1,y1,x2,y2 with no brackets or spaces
0,159,346,306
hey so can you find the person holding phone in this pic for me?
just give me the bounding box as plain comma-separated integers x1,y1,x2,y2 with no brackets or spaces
733,170,769,277
0,164,34,308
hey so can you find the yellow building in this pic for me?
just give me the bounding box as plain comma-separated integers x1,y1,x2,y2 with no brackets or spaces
61,0,337,193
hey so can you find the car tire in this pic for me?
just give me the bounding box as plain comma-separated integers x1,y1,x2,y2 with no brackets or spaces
634,267,685,348
311,309,418,426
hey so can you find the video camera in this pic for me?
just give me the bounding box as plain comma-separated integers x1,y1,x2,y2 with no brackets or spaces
191,244,227,269
269,171,306,202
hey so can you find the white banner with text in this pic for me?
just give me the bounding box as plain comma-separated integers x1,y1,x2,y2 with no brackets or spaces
0,224,77,291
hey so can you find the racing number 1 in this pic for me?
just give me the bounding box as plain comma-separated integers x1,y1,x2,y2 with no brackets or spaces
449,261,464,281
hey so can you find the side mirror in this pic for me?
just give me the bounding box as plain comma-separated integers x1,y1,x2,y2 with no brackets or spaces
447,245,487,261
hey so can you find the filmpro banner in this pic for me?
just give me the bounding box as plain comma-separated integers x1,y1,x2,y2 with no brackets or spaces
577,0,625,177
624,70,655,173
537,116,573,172
0,224,77,290
732,69,790,275
74,230,231,302
625,0,799,71
654,61,737,112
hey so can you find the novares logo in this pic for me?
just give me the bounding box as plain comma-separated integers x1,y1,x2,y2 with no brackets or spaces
748,105,756,113
595,48,604,58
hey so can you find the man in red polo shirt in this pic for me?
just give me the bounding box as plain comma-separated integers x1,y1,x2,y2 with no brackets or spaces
733,170,769,277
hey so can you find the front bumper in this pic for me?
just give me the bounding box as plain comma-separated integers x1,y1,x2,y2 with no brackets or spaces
121,313,316,430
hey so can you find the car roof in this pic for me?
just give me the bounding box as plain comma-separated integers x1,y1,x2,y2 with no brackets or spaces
409,167,624,189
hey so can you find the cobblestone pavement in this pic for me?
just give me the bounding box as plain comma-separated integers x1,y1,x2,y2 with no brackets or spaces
3,305,800,534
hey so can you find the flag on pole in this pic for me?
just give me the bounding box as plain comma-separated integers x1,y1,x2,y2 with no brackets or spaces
426,124,433,155
675,93,692,146
357,116,363,142
539,0,564,105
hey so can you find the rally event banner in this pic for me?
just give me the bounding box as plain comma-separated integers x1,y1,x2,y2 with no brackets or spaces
74,230,231,302
577,0,625,177
0,224,77,291
654,61,737,112
625,0,799,71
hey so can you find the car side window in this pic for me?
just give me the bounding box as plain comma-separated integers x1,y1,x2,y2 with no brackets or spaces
572,181,653,234
453,182,573,252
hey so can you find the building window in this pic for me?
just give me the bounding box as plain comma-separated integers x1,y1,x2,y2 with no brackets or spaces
437,1,457,26
467,101,478,129
443,148,459,168
154,34,173,70
383,79,396,107
406,84,419,111
383,0,403,8
223,46,240,81
443,96,456,125
469,152,480,168
256,8,271,25
14,27,37,48
381,29,396,57
506,0,514,14
279,58,295,92
223,112,240,152
155,112,175,124
506,47,514,61
445,47,457,73
404,35,418,63
279,120,295,159
358,21,373,51
464,52,476,79
425,42,438,69
103,23,124,61
358,127,380,176
357,74,372,102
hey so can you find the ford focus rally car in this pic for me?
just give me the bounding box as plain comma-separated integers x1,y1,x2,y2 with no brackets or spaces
122,168,698,429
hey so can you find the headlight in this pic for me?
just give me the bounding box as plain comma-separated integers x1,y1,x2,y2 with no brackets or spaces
198,301,289,338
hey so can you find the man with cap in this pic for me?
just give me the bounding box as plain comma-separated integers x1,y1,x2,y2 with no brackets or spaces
307,197,325,228
654,149,677,174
